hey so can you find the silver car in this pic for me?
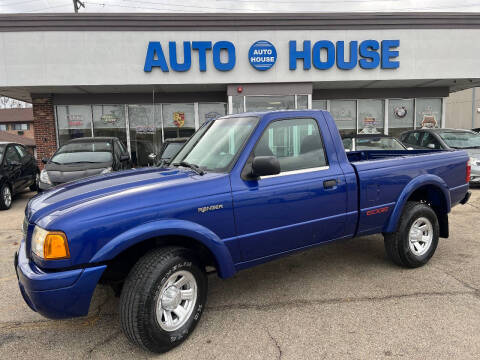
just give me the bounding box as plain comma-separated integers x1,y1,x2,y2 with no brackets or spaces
400,128,480,183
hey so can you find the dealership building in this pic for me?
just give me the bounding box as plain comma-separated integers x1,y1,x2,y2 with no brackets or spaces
1,12,480,166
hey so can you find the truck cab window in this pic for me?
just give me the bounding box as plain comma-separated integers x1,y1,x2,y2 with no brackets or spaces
254,118,327,173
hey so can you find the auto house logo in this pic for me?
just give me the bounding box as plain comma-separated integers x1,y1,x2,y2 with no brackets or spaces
198,204,224,213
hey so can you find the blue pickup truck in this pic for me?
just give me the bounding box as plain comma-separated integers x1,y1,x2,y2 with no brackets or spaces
15,110,470,353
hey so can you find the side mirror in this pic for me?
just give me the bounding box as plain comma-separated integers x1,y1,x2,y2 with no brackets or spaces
41,157,49,164
427,143,436,149
148,153,157,160
251,156,281,178
120,154,130,162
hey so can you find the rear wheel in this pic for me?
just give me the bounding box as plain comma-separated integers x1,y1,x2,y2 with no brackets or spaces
119,247,207,353
0,183,12,210
384,201,439,268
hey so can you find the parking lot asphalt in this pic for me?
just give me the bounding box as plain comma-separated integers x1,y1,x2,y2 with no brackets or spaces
0,190,479,359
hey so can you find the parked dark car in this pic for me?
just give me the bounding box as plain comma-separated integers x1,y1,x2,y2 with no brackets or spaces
150,137,189,166
342,134,408,152
0,142,39,210
39,137,131,191
400,128,480,183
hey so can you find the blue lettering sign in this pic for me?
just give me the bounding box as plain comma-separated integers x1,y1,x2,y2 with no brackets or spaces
381,40,400,69
288,39,399,71
144,39,399,73
359,40,380,69
192,41,212,72
289,40,311,70
213,41,236,71
248,40,277,71
169,41,191,72
312,40,335,70
336,41,358,70
144,42,169,72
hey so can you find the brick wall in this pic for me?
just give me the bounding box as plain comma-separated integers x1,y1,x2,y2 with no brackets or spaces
32,96,56,169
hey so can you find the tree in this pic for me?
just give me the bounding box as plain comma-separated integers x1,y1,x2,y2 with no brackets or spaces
0,96,31,109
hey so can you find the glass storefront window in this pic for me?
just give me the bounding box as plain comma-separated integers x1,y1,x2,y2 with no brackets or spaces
358,99,384,134
245,95,295,112
388,99,414,138
128,104,157,167
330,100,357,137
312,100,327,110
161,103,196,140
232,96,244,114
56,105,92,146
416,98,442,129
297,95,308,110
93,105,127,146
198,103,227,125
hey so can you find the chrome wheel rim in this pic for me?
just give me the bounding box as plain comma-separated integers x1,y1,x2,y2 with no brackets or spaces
408,217,433,256
156,270,197,332
3,186,11,208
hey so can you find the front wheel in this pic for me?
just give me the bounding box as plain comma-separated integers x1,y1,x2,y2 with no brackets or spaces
119,247,207,353
384,201,440,268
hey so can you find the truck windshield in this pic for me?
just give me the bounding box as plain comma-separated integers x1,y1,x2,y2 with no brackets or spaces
438,131,480,149
171,116,259,172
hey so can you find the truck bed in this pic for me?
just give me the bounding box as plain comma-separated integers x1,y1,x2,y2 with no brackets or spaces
345,149,469,237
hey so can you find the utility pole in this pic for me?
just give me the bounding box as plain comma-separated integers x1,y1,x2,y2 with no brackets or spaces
72,0,85,13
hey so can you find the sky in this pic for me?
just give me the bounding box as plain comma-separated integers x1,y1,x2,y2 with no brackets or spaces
1,0,480,14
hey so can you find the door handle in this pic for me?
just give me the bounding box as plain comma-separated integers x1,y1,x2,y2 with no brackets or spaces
323,179,337,189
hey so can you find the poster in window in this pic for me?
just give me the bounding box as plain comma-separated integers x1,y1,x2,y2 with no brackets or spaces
173,112,185,128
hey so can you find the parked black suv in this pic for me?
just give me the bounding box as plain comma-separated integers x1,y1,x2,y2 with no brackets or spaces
39,137,131,191
0,142,39,210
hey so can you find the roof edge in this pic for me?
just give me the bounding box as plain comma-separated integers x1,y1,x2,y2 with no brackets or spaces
1,12,480,31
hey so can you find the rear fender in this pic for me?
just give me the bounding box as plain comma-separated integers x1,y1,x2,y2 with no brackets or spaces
384,174,450,234
89,219,236,278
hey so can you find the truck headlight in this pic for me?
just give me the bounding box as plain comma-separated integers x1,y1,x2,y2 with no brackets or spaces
40,169,52,185
31,226,70,260
101,167,113,174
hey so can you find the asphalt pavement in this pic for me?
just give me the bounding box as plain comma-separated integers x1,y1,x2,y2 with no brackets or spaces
0,189,478,359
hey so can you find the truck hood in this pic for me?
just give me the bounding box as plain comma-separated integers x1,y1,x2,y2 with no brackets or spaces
26,166,227,225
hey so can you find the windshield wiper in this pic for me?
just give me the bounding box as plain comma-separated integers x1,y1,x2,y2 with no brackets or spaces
172,161,205,175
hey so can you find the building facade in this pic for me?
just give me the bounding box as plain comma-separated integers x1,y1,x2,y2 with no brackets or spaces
0,108,35,140
1,13,480,166
446,87,480,130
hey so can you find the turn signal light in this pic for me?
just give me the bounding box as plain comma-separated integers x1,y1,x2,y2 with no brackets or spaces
44,232,70,259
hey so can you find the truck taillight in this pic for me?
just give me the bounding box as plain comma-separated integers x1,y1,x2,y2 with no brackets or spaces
466,159,471,183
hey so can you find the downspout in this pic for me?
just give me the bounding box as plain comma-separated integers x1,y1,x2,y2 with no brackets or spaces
472,87,476,129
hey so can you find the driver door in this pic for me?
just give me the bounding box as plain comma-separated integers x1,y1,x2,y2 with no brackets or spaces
231,116,347,264
4,145,24,192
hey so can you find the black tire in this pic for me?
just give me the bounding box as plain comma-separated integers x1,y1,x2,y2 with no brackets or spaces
120,247,207,353
29,172,39,192
0,183,12,210
384,201,439,268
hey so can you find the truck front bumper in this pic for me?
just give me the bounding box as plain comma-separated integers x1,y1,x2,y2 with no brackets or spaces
14,239,106,319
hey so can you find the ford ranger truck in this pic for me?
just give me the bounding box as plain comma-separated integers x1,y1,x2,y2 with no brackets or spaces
14,110,471,353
